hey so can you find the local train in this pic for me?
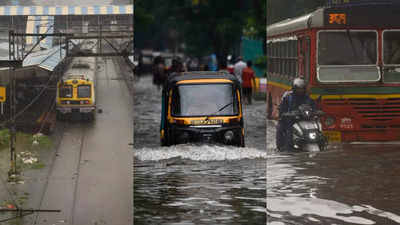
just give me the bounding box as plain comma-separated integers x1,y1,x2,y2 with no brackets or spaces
56,55,97,121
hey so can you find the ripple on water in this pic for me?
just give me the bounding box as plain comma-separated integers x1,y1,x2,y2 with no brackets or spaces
267,156,400,225
134,144,267,161
267,197,400,224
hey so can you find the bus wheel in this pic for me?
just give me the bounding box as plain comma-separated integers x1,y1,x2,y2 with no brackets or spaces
267,93,273,120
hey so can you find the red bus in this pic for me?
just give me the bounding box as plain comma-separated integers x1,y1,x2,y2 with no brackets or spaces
267,1,400,143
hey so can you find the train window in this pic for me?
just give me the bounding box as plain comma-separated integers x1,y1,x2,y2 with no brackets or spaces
78,85,91,98
59,85,72,98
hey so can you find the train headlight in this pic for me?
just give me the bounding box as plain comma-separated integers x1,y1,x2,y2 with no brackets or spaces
224,130,234,141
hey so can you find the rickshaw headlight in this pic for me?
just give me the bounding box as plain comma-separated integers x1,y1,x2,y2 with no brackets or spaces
224,130,234,141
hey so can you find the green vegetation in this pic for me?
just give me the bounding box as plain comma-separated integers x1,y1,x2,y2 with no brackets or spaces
30,161,45,169
30,133,52,149
136,0,266,63
0,129,10,147
0,131,52,171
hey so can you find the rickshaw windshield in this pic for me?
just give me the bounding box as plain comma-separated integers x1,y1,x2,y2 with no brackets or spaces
171,83,239,117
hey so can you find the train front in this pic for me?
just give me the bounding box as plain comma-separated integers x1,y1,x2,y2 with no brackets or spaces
56,75,96,121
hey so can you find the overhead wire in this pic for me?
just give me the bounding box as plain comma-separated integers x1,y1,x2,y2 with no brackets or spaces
0,56,67,127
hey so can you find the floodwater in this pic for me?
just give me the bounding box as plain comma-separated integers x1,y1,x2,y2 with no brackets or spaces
133,75,267,225
267,120,400,225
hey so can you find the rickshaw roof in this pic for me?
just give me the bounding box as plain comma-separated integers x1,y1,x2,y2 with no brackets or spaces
166,71,240,86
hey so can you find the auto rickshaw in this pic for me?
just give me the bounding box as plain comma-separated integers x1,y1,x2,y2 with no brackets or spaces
160,71,245,147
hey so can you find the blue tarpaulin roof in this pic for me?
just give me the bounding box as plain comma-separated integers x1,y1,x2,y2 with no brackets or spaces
23,45,65,72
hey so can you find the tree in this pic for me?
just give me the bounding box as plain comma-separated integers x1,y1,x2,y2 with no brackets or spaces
135,0,266,66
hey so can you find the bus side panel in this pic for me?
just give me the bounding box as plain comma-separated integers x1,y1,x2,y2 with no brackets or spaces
267,79,290,119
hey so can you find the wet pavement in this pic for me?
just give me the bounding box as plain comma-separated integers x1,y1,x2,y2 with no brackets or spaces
267,120,400,225
133,75,267,225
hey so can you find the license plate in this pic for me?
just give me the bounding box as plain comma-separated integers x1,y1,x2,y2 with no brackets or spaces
191,119,223,125
323,131,341,143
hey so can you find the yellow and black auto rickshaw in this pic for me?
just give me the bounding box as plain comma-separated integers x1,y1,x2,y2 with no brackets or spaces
160,71,244,147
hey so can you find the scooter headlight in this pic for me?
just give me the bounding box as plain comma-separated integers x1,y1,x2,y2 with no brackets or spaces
224,130,234,141
308,132,317,140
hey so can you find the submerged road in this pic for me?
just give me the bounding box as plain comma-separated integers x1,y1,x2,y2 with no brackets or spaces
267,120,400,225
133,75,266,225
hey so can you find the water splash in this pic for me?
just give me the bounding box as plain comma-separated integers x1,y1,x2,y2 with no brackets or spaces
134,144,267,161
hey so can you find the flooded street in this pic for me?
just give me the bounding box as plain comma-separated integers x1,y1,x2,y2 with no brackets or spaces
267,121,400,225
133,75,266,224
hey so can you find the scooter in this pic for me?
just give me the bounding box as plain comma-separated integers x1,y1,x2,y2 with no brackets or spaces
281,104,328,152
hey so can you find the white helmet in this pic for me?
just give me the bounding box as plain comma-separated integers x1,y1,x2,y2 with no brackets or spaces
292,78,306,89
292,78,306,95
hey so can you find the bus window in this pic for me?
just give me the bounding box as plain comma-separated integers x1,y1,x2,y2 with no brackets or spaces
59,85,72,98
383,30,400,83
289,40,297,78
317,30,379,82
304,38,311,83
78,85,91,98
383,31,400,65
318,31,376,65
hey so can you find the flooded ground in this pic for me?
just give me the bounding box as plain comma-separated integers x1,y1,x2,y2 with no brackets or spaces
133,75,267,224
267,120,400,225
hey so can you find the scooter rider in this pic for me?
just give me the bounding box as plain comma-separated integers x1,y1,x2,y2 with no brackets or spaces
276,77,317,151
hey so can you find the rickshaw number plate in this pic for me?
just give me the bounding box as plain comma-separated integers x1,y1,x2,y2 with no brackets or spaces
191,119,223,125
323,131,341,143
